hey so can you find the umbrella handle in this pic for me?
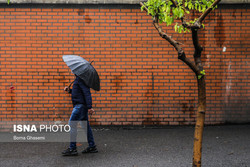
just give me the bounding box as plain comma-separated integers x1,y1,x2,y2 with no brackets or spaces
68,80,75,88
65,80,75,94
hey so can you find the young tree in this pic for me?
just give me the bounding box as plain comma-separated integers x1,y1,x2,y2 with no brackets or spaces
140,0,221,166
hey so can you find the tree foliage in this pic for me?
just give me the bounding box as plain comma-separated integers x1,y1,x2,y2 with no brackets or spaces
141,0,217,33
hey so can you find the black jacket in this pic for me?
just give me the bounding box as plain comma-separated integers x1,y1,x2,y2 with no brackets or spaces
70,76,92,109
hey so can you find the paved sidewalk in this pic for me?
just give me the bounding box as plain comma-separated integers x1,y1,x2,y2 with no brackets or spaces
0,125,249,167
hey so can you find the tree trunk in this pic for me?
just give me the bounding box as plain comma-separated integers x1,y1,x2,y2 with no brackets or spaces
139,2,222,165
193,76,206,167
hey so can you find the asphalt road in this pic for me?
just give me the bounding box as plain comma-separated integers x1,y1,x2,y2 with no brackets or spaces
0,125,249,167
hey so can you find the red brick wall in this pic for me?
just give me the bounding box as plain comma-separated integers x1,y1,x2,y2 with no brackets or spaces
0,4,249,125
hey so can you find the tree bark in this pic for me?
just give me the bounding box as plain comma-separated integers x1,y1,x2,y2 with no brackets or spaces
193,76,206,167
192,28,206,167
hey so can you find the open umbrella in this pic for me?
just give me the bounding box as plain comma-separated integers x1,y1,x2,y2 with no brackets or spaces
62,55,100,91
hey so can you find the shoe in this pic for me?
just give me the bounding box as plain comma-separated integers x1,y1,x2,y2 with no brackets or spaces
82,146,98,153
62,148,78,156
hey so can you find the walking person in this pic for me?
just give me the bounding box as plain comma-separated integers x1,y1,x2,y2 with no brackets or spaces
61,55,100,156
62,75,98,156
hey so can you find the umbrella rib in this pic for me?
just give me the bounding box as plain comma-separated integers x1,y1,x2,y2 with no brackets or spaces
62,55,100,91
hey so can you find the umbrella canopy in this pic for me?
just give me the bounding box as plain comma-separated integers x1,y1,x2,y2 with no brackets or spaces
62,55,100,91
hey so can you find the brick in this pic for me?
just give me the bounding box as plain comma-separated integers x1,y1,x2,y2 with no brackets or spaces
0,6,248,125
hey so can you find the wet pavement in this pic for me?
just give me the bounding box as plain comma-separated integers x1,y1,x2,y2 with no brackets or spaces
0,125,249,167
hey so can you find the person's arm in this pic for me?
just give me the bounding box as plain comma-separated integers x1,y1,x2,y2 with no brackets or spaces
78,78,92,109
64,86,72,94
64,80,75,94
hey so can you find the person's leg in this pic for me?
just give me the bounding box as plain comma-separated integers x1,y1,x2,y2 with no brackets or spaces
81,108,98,153
62,104,83,156
69,105,83,149
87,120,96,147
80,107,96,147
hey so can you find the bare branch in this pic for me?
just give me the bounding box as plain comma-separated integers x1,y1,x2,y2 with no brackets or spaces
140,2,148,12
153,21,199,75
178,52,200,76
170,0,178,7
140,2,179,50
195,0,221,28
192,30,202,52
140,2,200,75
192,29,203,71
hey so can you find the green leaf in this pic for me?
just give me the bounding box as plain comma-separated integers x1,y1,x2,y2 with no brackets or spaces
185,2,188,7
166,5,170,14
202,5,206,12
160,0,165,5
178,8,184,18
174,23,178,32
141,5,145,11
202,0,207,6
188,1,193,10
166,16,173,26
178,26,182,33
141,0,217,33
198,70,206,79
161,4,167,12
200,70,206,75
172,7,177,16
